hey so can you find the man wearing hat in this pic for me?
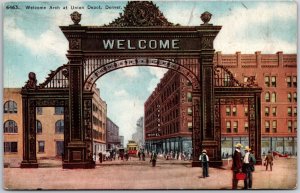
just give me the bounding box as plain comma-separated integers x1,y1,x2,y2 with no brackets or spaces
242,146,256,189
232,143,243,189
199,149,209,178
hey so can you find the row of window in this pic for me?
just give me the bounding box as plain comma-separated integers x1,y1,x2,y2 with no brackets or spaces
264,120,297,133
38,120,64,134
263,76,297,88
3,120,64,134
225,121,244,133
286,76,297,88
92,103,104,117
3,101,65,115
4,142,17,153
36,107,64,115
4,141,65,154
287,92,297,102
265,92,297,103
226,106,242,116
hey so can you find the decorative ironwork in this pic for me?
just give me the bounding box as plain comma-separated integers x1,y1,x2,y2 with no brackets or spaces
28,102,36,159
83,99,93,161
203,67,214,139
24,72,38,89
192,97,201,161
107,1,175,27
70,11,81,25
84,58,200,91
83,100,92,140
39,66,69,89
69,39,80,50
214,99,221,160
245,76,258,87
248,98,256,152
214,65,245,87
201,11,212,25
63,102,70,161
201,37,213,49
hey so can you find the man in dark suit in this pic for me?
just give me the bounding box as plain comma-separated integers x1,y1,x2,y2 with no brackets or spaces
232,143,243,189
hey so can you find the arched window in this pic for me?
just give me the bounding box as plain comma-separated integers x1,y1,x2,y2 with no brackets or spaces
4,120,18,133
265,92,270,102
36,120,42,134
55,120,64,133
3,101,17,113
271,92,277,103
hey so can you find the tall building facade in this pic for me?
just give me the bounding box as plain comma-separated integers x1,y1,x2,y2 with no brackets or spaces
3,87,107,165
132,117,145,147
144,70,193,154
106,118,121,149
215,51,297,156
145,52,297,156
92,87,107,157
3,88,23,166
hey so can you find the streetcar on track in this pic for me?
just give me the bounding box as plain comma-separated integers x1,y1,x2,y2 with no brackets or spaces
126,140,138,156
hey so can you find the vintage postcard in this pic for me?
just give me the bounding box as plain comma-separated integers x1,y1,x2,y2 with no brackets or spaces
2,0,297,190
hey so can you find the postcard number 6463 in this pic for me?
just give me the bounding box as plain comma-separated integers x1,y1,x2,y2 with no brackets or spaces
6,5,19,9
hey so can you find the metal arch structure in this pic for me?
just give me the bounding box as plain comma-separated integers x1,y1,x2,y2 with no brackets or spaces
20,1,262,169
83,58,201,91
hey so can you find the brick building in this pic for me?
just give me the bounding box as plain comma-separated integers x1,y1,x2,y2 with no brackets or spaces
3,86,107,166
216,51,297,156
144,70,193,154
144,51,297,156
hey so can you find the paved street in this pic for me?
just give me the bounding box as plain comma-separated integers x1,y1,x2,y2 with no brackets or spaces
3,157,297,190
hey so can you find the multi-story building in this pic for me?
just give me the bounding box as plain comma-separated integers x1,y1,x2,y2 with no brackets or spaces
144,70,193,154
3,87,107,166
106,118,121,149
132,117,145,148
3,88,23,166
215,51,297,156
145,51,297,156
92,87,107,157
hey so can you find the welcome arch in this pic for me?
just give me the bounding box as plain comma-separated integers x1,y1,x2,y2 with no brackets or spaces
20,1,261,169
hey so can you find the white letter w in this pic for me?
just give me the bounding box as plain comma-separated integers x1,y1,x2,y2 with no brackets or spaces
103,40,114,49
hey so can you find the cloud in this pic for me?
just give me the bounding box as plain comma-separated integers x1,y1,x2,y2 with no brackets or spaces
4,17,68,60
120,68,139,78
213,3,297,53
147,68,168,92
148,67,168,79
164,2,297,54
114,89,128,97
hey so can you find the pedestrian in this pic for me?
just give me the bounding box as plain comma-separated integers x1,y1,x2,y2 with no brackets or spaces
264,150,274,171
232,143,243,189
98,152,103,163
142,152,145,161
150,151,157,167
242,146,256,189
138,150,141,160
199,149,209,178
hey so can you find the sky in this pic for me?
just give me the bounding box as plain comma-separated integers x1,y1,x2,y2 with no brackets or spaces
3,0,297,144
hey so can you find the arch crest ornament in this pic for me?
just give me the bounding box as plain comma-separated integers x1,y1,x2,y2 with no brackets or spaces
107,1,175,27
